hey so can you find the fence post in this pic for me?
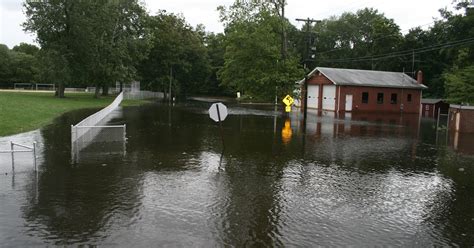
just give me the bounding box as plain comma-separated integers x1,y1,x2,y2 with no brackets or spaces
10,141,14,171
436,107,441,131
123,124,127,156
33,142,37,171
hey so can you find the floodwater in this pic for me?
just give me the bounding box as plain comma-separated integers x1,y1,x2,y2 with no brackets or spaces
1,102,473,246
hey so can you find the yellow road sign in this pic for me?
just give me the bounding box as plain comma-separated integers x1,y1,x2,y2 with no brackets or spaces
282,95,294,106
285,105,291,112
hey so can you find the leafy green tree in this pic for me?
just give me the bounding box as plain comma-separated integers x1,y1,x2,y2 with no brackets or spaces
444,65,474,104
138,12,210,98
0,43,40,87
312,8,402,70
23,0,150,98
8,51,39,84
203,32,231,95
218,1,302,100
12,43,40,56
0,44,11,86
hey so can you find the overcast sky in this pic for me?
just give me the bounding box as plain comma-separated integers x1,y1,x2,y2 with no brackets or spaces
0,0,455,49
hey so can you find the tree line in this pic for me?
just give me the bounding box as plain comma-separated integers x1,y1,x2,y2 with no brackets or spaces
0,0,472,104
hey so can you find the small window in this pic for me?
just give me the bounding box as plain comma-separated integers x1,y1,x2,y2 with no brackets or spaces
425,105,429,111
362,92,369,104
377,93,384,104
407,94,412,102
391,93,397,104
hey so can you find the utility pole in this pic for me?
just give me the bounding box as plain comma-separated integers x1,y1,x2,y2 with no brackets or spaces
295,18,320,123
169,66,172,105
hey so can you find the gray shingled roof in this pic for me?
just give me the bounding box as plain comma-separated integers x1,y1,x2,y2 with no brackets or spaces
421,98,444,104
305,67,427,89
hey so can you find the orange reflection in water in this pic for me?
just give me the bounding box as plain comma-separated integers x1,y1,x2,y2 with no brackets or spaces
281,119,293,144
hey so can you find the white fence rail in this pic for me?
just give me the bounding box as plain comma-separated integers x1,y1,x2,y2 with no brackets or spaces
0,142,37,171
71,92,123,143
71,92,126,163
124,91,164,100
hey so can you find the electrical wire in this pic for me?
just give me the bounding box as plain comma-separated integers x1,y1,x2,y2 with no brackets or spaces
317,37,474,63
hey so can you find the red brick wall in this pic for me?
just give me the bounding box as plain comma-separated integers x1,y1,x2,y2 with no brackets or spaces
302,73,423,114
449,107,474,133
307,73,333,85
338,86,422,114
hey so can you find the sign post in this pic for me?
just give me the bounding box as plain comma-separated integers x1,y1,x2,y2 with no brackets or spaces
209,102,228,148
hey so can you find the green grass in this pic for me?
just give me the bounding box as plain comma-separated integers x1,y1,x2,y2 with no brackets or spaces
0,91,151,137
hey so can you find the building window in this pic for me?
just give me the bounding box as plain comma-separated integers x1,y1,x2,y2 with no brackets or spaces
362,92,369,103
377,93,384,104
391,93,397,104
407,94,412,102
425,105,430,111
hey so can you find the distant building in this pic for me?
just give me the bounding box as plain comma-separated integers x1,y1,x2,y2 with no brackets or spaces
421,99,449,118
298,67,427,114
449,105,474,133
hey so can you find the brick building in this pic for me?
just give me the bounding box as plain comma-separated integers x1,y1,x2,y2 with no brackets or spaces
299,67,427,114
449,105,474,133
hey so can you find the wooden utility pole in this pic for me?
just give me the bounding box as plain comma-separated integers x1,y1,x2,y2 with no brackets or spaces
271,0,287,60
295,18,320,122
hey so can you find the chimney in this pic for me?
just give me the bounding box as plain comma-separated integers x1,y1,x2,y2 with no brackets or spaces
417,70,423,84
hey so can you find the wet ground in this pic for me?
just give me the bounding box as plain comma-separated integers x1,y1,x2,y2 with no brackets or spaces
1,101,473,246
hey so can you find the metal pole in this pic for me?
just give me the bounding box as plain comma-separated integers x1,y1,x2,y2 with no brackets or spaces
10,141,14,171
275,86,278,105
169,67,172,105
33,142,37,171
216,104,225,149
123,124,127,156
436,107,441,131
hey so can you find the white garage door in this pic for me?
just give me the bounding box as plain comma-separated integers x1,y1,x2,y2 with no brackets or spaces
322,85,336,111
307,85,319,109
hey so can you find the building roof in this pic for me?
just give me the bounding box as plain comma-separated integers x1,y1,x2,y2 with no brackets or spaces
421,98,445,104
304,67,428,89
450,104,474,110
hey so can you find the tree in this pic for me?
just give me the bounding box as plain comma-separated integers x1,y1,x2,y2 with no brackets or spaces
12,43,40,56
0,44,40,87
23,0,150,98
138,11,210,98
312,8,402,71
218,1,302,100
0,44,11,86
444,65,474,104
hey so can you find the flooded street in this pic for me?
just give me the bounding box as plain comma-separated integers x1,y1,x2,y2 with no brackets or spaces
1,102,473,246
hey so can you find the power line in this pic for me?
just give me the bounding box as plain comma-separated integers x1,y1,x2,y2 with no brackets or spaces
318,37,474,63
316,20,438,56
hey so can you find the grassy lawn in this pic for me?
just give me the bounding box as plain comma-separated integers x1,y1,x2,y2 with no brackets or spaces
0,91,151,137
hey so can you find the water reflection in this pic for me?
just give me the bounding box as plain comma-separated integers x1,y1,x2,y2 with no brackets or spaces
449,131,474,155
281,118,292,145
0,102,473,246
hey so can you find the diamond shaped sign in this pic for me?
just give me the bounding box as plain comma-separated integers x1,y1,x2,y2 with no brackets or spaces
282,95,294,106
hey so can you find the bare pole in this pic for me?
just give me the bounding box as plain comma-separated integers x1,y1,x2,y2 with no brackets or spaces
10,141,14,171
169,66,172,105
216,104,225,149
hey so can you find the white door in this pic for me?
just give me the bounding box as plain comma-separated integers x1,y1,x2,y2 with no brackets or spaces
322,85,336,111
307,85,319,109
345,94,353,111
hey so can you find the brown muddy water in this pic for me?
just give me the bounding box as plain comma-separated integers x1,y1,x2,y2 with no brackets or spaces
0,102,473,246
